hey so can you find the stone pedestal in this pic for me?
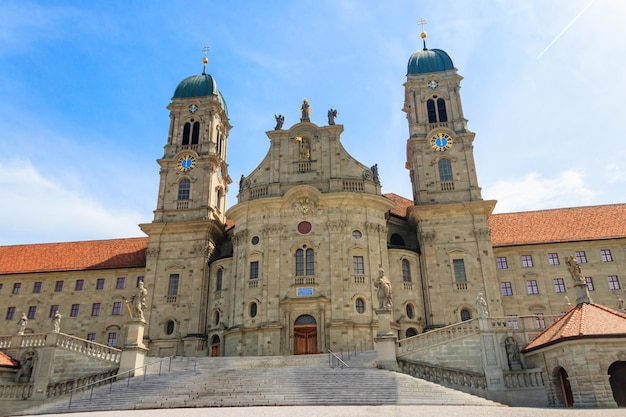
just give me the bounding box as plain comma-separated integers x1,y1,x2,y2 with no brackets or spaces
478,318,505,391
375,308,399,371
119,319,148,379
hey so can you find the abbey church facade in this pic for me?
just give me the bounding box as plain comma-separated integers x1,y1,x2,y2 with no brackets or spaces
1,42,624,358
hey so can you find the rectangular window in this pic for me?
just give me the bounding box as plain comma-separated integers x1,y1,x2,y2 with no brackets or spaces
6,307,16,320
112,301,122,315
136,276,144,286
12,283,21,294
49,305,59,318
526,279,539,294
506,315,519,330
0,283,3,294
353,256,365,275
601,249,614,262
553,278,566,293
575,251,587,264
608,275,621,290
70,304,80,317
75,279,84,291
33,282,42,293
87,333,96,342
585,277,595,291
305,249,314,276
167,274,179,296
521,255,533,268
249,261,259,280
55,281,64,292
501,282,513,296
107,332,118,347
547,253,560,265
91,303,101,317
116,277,125,289
534,313,546,329
452,259,467,282
27,306,37,319
496,257,508,269
96,278,105,290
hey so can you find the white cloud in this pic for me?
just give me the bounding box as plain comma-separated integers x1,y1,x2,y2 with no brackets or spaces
484,170,596,214
0,159,145,245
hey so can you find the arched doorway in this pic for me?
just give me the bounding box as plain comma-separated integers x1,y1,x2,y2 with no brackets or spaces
609,361,626,406
294,315,317,355
556,367,574,407
210,335,220,357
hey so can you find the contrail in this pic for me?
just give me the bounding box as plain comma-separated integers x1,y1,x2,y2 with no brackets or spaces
537,0,596,59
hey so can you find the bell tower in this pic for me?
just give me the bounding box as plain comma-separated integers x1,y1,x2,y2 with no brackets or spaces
140,52,232,356
403,27,502,327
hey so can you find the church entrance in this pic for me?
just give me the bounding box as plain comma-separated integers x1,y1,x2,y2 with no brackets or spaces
210,335,220,357
294,315,317,355
557,367,574,407
609,361,626,406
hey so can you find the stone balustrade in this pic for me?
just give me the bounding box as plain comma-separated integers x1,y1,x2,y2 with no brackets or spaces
46,369,118,399
54,333,121,363
504,368,544,389
397,319,480,356
398,358,487,390
0,383,33,400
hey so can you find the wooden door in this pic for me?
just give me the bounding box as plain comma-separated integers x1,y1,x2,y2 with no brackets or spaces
559,367,574,407
294,324,317,354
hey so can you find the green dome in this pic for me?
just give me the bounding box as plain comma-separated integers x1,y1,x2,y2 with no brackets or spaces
173,73,228,114
407,48,455,74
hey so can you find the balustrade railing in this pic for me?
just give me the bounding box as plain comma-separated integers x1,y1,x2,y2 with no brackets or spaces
397,319,479,356
0,383,33,400
342,181,364,192
47,369,118,399
398,359,487,390
503,368,544,389
439,181,455,191
249,186,269,199
294,277,315,285
353,275,365,284
55,333,121,363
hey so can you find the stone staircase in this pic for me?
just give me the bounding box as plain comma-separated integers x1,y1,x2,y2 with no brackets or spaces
14,351,501,415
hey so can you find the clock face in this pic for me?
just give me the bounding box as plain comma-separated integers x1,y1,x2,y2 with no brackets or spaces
177,154,196,172
430,132,453,151
188,104,198,113
428,80,438,89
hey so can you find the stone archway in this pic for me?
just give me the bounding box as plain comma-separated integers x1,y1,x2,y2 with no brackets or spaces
210,335,221,357
294,314,317,355
555,367,574,408
609,361,626,406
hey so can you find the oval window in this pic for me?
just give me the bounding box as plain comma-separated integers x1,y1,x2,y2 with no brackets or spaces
165,320,175,335
250,302,258,318
406,304,415,319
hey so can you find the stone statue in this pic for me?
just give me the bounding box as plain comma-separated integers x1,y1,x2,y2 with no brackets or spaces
239,174,245,191
15,349,35,383
131,281,148,321
17,313,27,335
616,295,625,312
51,311,61,333
274,114,284,130
565,255,584,284
370,164,380,184
300,98,310,121
374,269,393,310
475,293,488,318
327,108,338,125
504,336,522,370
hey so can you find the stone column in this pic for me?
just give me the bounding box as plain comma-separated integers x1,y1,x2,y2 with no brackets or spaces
374,308,399,371
119,319,149,379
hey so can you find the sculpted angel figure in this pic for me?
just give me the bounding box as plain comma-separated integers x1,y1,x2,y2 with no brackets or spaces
374,269,393,310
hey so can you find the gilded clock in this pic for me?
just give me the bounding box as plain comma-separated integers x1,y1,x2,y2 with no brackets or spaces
430,132,453,151
177,154,196,172
428,80,438,89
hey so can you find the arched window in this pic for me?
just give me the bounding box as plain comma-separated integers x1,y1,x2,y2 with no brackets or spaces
295,247,314,276
182,122,191,145
355,298,365,314
427,99,437,123
405,328,418,338
216,188,223,210
460,309,472,321
406,303,415,319
249,302,258,318
216,269,223,291
178,179,190,200
213,310,220,326
402,259,412,282
438,158,453,182
390,233,405,246
191,121,200,145
436,98,448,122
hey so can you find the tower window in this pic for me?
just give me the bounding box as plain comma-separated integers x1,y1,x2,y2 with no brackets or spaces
390,233,405,246
402,259,412,283
427,98,448,123
250,261,259,280
427,99,437,123
182,121,200,146
191,121,200,145
182,122,191,146
436,98,448,122
216,269,223,291
178,179,190,200
295,248,315,276
353,256,365,275
452,259,467,282
438,158,453,182
168,274,179,296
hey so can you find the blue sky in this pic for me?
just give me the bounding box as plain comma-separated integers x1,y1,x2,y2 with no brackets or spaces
1,0,624,245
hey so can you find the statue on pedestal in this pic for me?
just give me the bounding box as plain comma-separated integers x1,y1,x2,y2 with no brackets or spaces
51,311,61,333
475,293,489,318
565,255,585,284
130,281,148,321
374,269,393,310
17,313,27,335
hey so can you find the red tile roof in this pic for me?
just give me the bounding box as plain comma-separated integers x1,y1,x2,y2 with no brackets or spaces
0,237,148,275
0,351,19,368
384,193,414,218
522,303,626,353
382,194,626,247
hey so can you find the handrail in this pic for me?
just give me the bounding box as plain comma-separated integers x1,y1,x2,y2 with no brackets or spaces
327,349,349,369
67,356,180,408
